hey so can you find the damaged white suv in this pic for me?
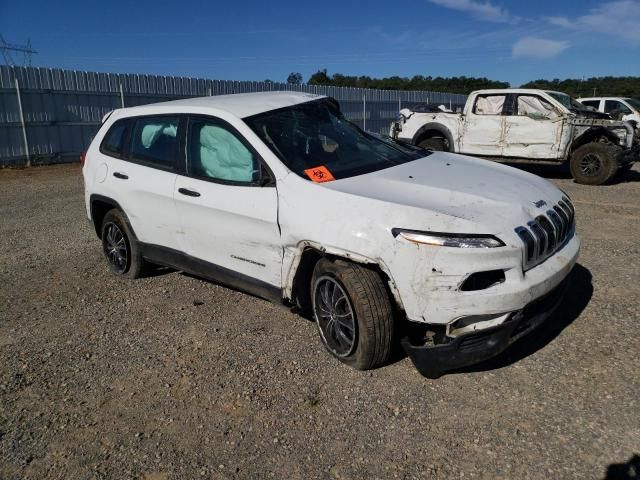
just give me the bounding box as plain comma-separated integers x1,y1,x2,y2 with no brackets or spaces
83,92,580,378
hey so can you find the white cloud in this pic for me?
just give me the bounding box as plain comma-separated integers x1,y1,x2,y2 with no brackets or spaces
427,0,516,23
545,16,575,29
512,37,570,59
546,1,640,43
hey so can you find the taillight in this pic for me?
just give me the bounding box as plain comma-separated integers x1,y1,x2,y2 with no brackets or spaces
80,151,86,166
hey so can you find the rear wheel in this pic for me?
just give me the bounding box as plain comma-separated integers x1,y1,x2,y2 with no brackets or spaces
101,209,145,278
311,258,394,370
418,138,447,152
569,143,619,185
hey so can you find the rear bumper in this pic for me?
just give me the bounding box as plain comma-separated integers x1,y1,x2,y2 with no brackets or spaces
401,277,569,378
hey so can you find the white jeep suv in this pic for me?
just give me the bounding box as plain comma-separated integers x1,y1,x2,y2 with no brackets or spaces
83,92,580,377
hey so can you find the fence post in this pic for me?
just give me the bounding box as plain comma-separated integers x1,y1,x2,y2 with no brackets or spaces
363,95,366,131
119,83,125,108
15,78,31,167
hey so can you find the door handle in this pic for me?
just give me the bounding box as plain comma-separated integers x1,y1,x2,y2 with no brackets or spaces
113,172,128,180
178,187,201,197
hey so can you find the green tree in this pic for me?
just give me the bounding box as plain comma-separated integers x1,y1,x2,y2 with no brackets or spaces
287,72,303,85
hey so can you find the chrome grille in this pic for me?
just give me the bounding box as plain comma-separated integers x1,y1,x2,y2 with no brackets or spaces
515,196,575,270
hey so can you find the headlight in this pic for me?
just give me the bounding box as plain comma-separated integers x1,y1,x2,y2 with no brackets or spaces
392,228,505,248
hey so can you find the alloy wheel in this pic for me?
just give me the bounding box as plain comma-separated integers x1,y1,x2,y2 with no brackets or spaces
313,276,357,357
104,222,128,274
579,153,603,177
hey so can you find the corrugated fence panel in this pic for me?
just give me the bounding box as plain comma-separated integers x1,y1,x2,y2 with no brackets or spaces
0,65,467,166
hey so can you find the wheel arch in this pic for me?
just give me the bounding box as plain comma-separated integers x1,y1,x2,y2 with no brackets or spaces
568,127,621,157
89,194,137,240
285,242,405,317
412,123,454,151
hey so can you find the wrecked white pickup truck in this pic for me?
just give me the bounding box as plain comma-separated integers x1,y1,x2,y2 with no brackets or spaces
391,89,639,185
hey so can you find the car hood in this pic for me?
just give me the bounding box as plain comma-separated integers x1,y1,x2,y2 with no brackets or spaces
321,152,563,230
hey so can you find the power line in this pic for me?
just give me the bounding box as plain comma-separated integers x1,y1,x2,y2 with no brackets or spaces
0,34,37,66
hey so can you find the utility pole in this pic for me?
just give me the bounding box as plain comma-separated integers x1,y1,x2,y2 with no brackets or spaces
0,34,37,66
592,88,597,97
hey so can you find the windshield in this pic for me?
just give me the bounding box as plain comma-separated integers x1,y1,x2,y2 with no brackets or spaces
244,99,427,181
547,91,590,112
625,98,640,111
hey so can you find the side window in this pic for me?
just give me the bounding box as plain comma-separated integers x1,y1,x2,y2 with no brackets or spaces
604,100,632,115
130,116,180,169
580,100,600,110
100,120,129,158
516,95,559,120
473,95,506,115
188,119,259,184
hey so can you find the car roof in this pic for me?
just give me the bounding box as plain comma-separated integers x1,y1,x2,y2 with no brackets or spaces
578,97,630,101
132,91,326,118
473,88,568,96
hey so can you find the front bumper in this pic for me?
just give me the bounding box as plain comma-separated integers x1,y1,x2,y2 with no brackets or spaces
402,276,569,378
616,143,640,166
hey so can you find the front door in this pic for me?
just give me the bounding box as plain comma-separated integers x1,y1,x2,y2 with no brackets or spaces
502,94,564,159
173,115,283,291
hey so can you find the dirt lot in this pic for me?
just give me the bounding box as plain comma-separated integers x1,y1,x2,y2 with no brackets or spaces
1,163,639,480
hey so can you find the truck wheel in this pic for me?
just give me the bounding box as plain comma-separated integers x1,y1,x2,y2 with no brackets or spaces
569,143,619,185
311,258,394,370
418,138,447,151
101,209,145,278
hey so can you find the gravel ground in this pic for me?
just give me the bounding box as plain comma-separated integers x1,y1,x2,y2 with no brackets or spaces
1,163,639,480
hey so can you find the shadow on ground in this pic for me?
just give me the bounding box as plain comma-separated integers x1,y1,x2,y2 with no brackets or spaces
502,161,640,184
503,161,573,180
604,454,640,480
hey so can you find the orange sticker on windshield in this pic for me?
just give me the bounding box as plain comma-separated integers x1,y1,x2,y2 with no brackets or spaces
304,165,335,183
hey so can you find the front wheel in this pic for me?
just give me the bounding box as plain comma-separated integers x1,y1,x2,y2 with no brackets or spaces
311,258,394,370
569,143,619,185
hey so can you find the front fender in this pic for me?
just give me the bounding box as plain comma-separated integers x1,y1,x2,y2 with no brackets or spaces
282,241,406,312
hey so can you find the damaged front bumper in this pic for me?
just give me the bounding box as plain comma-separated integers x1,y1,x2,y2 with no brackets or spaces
401,277,569,378
617,143,640,166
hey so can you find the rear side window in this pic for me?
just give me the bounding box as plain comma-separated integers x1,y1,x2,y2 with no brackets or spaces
100,120,128,157
130,116,180,169
473,95,506,115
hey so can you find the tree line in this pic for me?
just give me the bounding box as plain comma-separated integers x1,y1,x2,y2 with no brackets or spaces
285,70,640,97
520,77,640,98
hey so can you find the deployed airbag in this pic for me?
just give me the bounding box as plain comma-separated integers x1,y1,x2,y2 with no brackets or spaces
141,123,177,148
197,125,255,182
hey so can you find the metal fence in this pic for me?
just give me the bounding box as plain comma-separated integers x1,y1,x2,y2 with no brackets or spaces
0,66,467,167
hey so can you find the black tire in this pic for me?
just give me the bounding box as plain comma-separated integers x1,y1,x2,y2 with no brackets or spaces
100,209,145,278
418,138,447,152
569,143,619,185
311,258,394,370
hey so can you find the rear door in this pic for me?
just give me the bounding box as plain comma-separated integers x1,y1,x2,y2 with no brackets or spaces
173,115,282,290
460,93,506,155
99,115,181,250
502,94,564,159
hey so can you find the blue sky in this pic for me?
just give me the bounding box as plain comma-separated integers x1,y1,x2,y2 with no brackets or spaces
1,0,639,86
